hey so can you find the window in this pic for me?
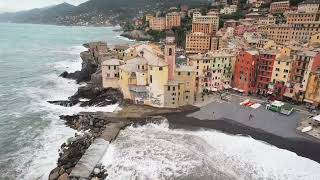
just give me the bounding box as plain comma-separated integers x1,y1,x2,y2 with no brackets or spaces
188,72,191,76
108,66,111,70
159,67,163,71
178,72,181,76
173,87,176,91
168,86,170,91
169,48,173,56
150,75,152,83
114,66,116,70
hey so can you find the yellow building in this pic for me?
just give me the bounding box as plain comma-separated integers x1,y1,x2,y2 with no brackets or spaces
145,14,154,22
113,44,129,60
310,32,320,45
305,71,320,107
103,38,197,108
271,56,292,84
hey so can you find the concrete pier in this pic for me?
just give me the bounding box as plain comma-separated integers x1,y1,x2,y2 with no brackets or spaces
69,122,128,179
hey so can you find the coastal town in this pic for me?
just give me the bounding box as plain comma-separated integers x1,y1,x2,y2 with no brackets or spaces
101,1,320,121
47,0,320,180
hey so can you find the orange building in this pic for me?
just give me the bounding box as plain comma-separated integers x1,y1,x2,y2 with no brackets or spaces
305,71,320,107
233,50,260,95
192,23,216,34
166,12,181,29
185,32,212,54
149,17,166,31
285,11,320,24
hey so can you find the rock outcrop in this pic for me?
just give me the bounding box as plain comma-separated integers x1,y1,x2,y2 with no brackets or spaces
121,30,152,41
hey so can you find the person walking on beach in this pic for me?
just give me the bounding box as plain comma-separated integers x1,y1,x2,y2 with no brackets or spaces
212,112,215,120
249,114,254,121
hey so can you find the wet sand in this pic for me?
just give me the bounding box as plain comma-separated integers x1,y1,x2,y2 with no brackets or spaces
165,110,320,164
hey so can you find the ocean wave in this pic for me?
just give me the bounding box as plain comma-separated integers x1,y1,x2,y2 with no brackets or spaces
101,120,320,180
116,35,136,42
17,113,76,180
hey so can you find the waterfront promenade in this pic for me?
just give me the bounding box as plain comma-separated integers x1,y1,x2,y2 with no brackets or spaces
189,93,309,139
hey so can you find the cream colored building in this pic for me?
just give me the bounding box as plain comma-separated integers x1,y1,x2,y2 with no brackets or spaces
220,5,237,15
102,58,121,89
271,56,292,84
298,0,320,13
257,14,276,25
264,22,320,44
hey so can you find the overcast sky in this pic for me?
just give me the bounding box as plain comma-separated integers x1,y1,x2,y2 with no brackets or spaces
0,0,88,12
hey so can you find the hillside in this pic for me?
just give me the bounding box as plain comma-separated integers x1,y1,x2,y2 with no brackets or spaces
0,3,76,24
0,0,210,25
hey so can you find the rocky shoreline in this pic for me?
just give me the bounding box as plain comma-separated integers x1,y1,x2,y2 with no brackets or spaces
48,42,122,180
48,42,194,180
120,30,152,41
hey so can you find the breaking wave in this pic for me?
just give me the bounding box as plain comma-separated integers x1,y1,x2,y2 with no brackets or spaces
101,120,320,180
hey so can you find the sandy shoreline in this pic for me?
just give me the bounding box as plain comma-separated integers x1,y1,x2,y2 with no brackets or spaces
165,110,320,164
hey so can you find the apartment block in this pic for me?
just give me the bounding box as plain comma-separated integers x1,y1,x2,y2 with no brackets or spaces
298,0,320,13
284,50,320,101
149,17,166,31
185,32,212,54
166,12,181,29
265,22,320,44
188,51,235,93
256,50,276,95
270,1,290,14
233,50,259,95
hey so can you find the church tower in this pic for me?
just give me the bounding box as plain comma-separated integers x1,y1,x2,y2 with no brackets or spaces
165,31,176,80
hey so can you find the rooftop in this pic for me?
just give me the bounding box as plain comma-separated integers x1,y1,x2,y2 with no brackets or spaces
176,65,195,72
102,59,121,66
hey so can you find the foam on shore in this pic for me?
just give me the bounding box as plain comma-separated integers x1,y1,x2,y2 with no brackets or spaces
101,120,320,180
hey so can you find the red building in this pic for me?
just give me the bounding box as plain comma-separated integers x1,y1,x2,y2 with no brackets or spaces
233,50,259,95
256,50,276,95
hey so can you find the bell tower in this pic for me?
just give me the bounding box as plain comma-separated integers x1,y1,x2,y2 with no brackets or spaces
165,31,176,80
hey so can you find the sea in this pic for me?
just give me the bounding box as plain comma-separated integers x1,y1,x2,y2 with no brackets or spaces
1,23,320,180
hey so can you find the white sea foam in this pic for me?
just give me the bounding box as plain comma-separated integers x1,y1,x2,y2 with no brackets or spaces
18,113,76,180
101,120,320,180
116,35,136,42
18,44,118,179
